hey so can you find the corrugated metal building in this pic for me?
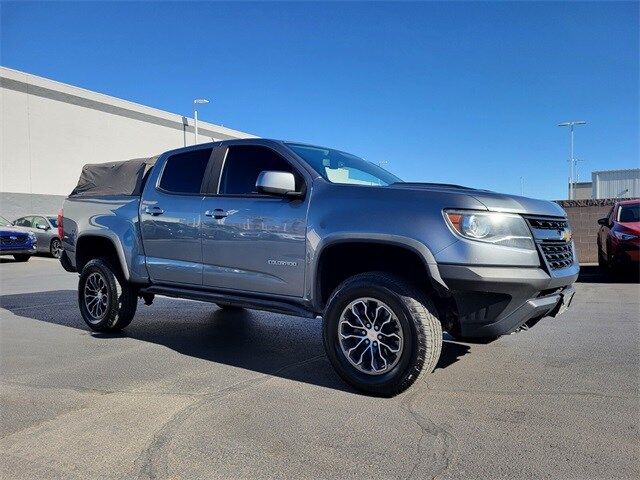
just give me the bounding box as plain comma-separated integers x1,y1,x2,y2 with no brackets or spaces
592,169,640,199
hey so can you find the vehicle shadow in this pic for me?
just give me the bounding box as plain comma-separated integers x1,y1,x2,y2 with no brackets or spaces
0,257,27,263
0,255,52,263
0,290,471,394
576,264,640,284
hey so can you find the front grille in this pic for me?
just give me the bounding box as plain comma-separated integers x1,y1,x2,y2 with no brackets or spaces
525,217,575,272
527,218,568,230
1,234,28,246
539,241,574,270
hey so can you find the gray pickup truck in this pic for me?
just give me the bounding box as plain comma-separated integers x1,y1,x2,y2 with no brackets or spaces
60,139,578,396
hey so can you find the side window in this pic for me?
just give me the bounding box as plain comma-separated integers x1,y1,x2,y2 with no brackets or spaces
15,217,32,227
219,146,301,195
159,148,212,194
33,216,48,229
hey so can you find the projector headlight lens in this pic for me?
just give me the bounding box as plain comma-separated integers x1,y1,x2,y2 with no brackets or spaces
444,210,535,250
613,231,638,241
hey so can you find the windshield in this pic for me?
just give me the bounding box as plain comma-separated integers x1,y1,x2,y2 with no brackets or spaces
0,216,11,226
47,217,58,228
286,143,402,186
618,204,640,223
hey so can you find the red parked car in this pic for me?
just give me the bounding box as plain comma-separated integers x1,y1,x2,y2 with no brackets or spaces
597,199,640,275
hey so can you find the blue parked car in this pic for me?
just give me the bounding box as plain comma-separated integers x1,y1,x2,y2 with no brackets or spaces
0,215,37,262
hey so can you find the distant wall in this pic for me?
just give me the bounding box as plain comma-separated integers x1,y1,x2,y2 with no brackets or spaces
556,198,636,264
1,192,66,221
1,67,254,198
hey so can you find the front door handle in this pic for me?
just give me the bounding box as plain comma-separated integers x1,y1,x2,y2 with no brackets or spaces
145,206,164,216
205,209,227,219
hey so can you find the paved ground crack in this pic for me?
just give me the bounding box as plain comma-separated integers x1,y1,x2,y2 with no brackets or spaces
134,354,326,479
401,385,457,480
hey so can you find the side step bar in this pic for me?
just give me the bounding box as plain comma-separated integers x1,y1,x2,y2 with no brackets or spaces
140,285,316,319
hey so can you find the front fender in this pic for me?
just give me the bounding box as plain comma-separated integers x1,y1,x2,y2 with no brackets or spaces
306,232,448,311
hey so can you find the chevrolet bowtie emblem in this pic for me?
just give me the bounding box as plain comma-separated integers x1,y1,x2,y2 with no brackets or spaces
560,229,572,242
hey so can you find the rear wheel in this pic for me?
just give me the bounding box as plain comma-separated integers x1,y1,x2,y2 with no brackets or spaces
13,254,30,262
50,238,63,258
78,259,138,331
323,272,442,397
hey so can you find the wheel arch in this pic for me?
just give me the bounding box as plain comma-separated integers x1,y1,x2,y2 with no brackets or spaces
310,234,448,312
75,232,130,281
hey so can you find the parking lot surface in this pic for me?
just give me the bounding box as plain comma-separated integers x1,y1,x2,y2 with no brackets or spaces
0,256,638,479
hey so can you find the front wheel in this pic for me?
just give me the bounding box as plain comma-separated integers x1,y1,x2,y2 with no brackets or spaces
597,245,607,270
323,272,442,397
78,259,138,331
13,254,30,262
50,238,63,258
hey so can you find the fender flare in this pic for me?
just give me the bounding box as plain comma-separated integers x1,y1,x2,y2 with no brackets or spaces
309,233,448,311
76,232,131,281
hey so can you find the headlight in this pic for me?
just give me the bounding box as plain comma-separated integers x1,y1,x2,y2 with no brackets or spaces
444,210,535,250
613,231,638,241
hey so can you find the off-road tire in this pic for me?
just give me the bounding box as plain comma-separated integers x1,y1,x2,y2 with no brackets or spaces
323,272,443,397
78,258,138,332
13,254,30,262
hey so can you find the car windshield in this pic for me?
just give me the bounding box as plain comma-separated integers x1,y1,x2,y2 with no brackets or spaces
47,217,58,228
286,143,402,186
618,204,640,223
0,216,11,226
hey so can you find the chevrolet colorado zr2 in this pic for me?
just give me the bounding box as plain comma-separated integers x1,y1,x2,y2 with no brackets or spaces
59,139,578,396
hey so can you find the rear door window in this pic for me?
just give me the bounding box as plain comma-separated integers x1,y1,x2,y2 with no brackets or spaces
159,148,212,194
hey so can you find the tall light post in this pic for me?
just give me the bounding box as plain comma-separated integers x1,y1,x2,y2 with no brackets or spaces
558,120,586,199
193,98,210,145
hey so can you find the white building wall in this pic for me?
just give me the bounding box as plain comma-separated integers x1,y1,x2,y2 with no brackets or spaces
1,67,255,198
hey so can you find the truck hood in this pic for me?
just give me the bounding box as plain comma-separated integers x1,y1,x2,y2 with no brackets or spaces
391,183,566,217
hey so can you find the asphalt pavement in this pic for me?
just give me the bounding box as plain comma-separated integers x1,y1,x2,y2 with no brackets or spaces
1,256,638,479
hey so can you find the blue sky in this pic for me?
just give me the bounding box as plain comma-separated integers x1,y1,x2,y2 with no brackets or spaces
2,1,638,199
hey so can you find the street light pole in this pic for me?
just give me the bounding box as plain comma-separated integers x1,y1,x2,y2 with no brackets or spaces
193,98,210,145
558,120,586,200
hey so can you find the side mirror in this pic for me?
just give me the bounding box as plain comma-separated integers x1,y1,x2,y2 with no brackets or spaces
256,171,301,197
597,217,610,226
35,223,49,231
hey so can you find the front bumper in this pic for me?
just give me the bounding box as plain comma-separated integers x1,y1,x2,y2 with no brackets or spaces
0,247,37,256
439,264,579,338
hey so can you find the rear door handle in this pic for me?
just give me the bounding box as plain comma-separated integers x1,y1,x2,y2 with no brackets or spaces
145,206,164,216
205,209,227,219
